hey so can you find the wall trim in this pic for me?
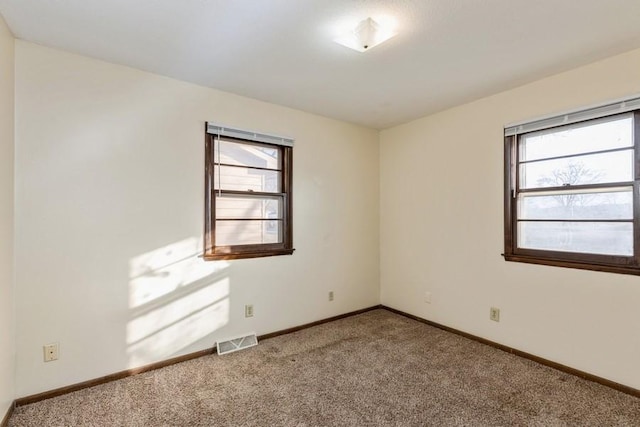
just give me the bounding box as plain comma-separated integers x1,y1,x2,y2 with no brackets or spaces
15,348,215,407
14,305,382,407
1,401,15,427
258,305,382,341
14,303,636,415
381,305,640,399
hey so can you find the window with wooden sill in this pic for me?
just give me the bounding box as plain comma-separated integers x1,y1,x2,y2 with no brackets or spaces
204,123,294,261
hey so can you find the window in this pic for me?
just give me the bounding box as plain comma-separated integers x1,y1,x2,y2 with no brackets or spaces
504,100,640,275
204,123,294,260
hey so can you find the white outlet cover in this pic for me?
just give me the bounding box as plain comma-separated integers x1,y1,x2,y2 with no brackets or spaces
43,343,59,362
245,305,254,318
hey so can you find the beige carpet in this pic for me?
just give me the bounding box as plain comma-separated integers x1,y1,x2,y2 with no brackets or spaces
8,309,640,426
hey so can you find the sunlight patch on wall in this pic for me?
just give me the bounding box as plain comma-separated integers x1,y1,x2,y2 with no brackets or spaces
129,237,228,308
127,237,230,367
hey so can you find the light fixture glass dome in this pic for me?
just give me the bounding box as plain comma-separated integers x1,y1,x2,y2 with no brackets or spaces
334,17,397,52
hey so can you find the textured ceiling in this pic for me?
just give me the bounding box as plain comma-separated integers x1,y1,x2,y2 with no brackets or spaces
2,0,640,129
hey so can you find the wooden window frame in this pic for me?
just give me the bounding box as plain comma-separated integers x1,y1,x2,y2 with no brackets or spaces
503,110,640,276
204,133,294,261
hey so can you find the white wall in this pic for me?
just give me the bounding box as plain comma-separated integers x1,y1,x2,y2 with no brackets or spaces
0,13,15,418
380,47,640,390
13,33,640,400
14,41,379,397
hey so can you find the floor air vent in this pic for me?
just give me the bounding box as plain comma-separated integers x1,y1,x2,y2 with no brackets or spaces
216,333,258,355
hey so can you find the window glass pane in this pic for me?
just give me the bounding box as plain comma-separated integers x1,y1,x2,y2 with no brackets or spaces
519,150,633,189
518,221,633,256
216,220,282,246
214,165,281,192
216,195,282,220
518,188,632,220
214,139,280,170
520,114,633,162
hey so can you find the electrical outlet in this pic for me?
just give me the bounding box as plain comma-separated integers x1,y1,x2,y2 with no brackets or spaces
43,343,59,362
490,307,500,322
328,291,334,301
245,304,254,318
424,292,432,304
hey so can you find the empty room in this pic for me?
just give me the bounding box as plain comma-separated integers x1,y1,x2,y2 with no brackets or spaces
1,1,640,425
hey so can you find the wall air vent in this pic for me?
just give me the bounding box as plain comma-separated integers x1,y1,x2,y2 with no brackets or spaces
216,333,258,355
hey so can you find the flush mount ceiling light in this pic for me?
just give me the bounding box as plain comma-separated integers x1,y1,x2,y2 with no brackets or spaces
334,17,397,52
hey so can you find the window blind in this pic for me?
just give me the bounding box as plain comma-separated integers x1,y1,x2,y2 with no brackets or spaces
206,122,294,147
504,94,640,137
